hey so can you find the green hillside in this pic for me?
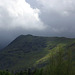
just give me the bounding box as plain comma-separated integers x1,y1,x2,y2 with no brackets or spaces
0,34,75,71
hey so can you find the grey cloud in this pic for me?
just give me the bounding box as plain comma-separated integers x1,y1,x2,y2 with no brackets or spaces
0,0,46,49
26,0,38,8
39,10,75,37
0,0,75,49
26,0,75,38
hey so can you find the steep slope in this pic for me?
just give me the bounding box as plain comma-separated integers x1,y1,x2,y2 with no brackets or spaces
0,34,75,71
0,43,5,50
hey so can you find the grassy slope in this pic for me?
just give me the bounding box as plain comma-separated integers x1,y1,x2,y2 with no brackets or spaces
0,35,75,71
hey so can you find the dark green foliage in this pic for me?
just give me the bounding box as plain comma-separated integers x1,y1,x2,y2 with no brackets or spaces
0,70,11,75
0,34,75,72
42,45,75,75
0,45,75,75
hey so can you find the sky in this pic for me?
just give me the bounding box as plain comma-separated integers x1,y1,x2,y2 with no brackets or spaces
0,0,75,49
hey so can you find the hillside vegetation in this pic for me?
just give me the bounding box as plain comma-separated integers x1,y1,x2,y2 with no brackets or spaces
0,44,75,75
0,34,75,74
